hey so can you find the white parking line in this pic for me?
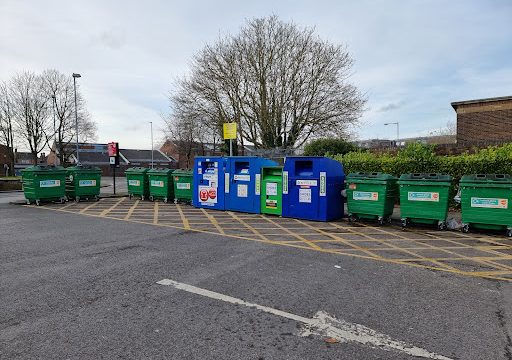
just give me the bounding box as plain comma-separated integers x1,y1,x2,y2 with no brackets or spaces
157,278,452,360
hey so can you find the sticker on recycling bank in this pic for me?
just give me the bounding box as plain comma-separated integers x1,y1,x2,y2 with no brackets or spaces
296,179,317,187
40,180,60,187
151,180,164,187
471,197,508,209
353,191,378,201
128,180,140,186
299,188,312,203
408,192,439,202
79,180,96,187
176,183,190,190
233,174,250,181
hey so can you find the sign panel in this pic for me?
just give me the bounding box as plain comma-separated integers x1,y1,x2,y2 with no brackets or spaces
299,188,312,203
79,180,96,187
128,179,140,186
296,179,318,187
266,199,277,208
150,180,164,187
40,180,60,188
176,183,191,190
233,174,250,181
198,185,217,204
223,123,237,140
471,197,508,209
225,173,230,193
255,174,261,195
319,172,326,196
266,182,278,196
407,191,439,202
282,171,288,194
107,142,119,156
353,191,379,201
237,184,248,198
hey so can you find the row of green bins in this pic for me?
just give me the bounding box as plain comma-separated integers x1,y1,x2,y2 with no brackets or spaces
399,173,453,230
173,169,193,204
345,172,398,225
126,167,149,200
65,166,101,202
460,174,512,237
260,166,283,216
22,165,67,206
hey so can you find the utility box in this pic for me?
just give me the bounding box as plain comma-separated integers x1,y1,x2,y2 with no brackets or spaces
282,157,345,221
260,166,283,216
126,167,149,200
345,172,398,225
147,168,175,203
192,157,227,210
398,173,453,229
224,157,278,214
460,174,512,237
173,169,193,204
21,165,67,206
65,166,102,202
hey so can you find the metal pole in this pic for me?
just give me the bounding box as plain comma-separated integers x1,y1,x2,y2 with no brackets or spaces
150,121,154,169
396,122,400,147
72,74,80,165
113,166,116,195
229,139,233,156
51,95,57,166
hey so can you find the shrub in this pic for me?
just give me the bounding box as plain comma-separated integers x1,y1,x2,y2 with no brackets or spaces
303,138,357,156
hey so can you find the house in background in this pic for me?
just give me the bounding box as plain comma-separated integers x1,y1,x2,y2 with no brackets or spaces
160,139,223,169
48,142,176,175
452,95,512,147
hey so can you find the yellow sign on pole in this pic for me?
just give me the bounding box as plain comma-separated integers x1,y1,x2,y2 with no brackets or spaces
223,122,237,140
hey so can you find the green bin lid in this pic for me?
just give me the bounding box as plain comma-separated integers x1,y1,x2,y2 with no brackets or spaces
21,165,66,174
147,168,174,175
125,167,149,173
460,174,512,184
172,169,193,175
399,173,453,182
346,172,396,180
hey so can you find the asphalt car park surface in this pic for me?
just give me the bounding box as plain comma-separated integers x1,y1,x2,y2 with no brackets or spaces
2,198,512,359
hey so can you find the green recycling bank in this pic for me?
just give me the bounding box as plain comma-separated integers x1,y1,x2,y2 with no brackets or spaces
460,174,512,237
65,166,101,202
21,165,67,205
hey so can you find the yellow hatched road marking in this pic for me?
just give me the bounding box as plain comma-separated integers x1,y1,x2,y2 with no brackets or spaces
261,215,323,250
227,212,270,242
98,197,126,216
153,201,159,224
124,200,140,220
200,208,226,235
176,204,190,230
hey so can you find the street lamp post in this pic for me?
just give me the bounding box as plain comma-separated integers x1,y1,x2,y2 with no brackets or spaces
384,122,400,147
72,73,81,165
150,121,154,169
51,95,57,166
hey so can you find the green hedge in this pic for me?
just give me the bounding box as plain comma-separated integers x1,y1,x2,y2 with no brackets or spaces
332,143,512,180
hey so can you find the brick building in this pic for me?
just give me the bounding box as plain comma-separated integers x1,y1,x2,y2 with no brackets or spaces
451,96,512,146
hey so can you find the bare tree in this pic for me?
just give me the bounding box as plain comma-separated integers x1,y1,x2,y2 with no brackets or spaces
0,81,16,175
42,69,97,165
11,72,51,164
170,16,366,150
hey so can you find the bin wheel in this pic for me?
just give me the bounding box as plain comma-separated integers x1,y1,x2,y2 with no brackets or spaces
149,196,154,202
401,218,408,230
348,214,357,222
35,199,41,206
377,216,385,226
141,196,145,201
387,216,393,224
60,197,66,204
437,221,447,231
164,197,168,204
506,229,512,238
174,199,178,204
129,194,132,200
462,224,470,234
94,196,99,202
75,196,80,203
26,199,31,205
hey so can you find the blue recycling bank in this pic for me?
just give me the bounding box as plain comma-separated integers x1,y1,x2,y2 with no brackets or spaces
225,156,278,214
282,156,345,221
192,157,227,210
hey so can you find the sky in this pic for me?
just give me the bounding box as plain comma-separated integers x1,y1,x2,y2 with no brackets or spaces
1,0,511,149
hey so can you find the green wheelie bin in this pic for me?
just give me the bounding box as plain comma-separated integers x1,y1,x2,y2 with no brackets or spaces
66,166,101,202
172,169,193,204
460,174,512,237
147,168,174,203
21,165,67,206
398,173,453,230
345,172,398,225
126,167,149,200
260,166,283,216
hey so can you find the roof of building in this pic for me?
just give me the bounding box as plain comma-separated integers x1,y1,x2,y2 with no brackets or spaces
121,149,173,163
451,95,512,109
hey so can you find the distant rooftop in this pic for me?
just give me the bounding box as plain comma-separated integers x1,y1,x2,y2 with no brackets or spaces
451,95,512,109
